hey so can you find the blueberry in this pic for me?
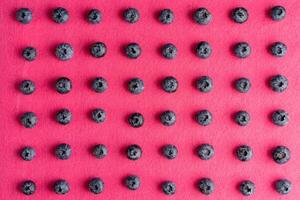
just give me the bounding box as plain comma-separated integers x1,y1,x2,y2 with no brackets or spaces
128,78,144,94
55,77,72,94
162,181,176,195
55,43,74,61
231,7,248,24
197,144,214,160
269,75,288,92
127,144,142,160
234,42,251,58
271,110,289,126
275,179,292,195
125,175,140,190
196,110,212,126
92,77,108,93
198,178,214,195
270,42,287,57
21,180,36,195
236,145,253,161
20,112,38,128
22,47,37,61
16,8,32,24
92,144,108,159
235,111,250,126
19,80,35,95
128,113,144,128
56,109,72,125
161,43,177,59
91,108,106,123
90,42,107,58
160,110,176,126
54,180,70,194
162,76,178,93
235,78,251,93
193,8,212,25
270,6,286,21
159,9,174,24
123,8,140,23
52,7,69,24
272,146,290,164
239,180,255,196
195,41,212,58
125,43,141,59
20,146,36,161
55,143,72,160
88,178,104,194
87,9,102,24
196,76,213,93
162,144,178,159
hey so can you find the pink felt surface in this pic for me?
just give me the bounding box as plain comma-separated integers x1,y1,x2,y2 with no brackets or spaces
1,0,300,199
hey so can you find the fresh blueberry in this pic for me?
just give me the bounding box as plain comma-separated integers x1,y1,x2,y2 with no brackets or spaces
90,42,107,58
161,43,177,59
236,145,253,161
272,146,290,164
193,8,212,25
123,8,140,23
87,9,102,24
22,180,36,195
54,180,70,194
125,43,141,59
128,78,144,94
92,144,108,159
275,179,292,195
162,181,176,195
55,143,72,160
269,75,288,92
239,180,255,196
20,146,36,161
92,77,108,93
231,7,248,24
162,144,178,159
16,8,32,24
56,109,72,125
235,111,250,126
195,41,212,58
22,47,37,61
270,42,287,57
55,43,73,61
88,178,104,194
234,42,251,58
52,7,69,24
19,80,35,95
197,144,214,160
91,108,106,123
235,78,251,93
128,113,144,128
127,144,142,160
159,9,174,24
270,6,286,21
55,77,72,94
198,178,214,195
20,112,38,128
162,76,178,93
271,110,289,126
160,110,176,126
125,175,140,190
196,110,212,126
196,76,213,93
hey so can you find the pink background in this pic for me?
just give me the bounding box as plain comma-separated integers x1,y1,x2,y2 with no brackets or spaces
1,0,300,199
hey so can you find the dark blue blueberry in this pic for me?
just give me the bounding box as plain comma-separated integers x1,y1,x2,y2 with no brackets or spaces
20,146,36,161
88,178,104,194
162,181,176,195
92,144,108,159
161,43,177,59
55,77,72,94
22,180,36,195
128,78,144,94
234,42,251,58
275,179,292,195
92,77,108,93
162,144,178,159
55,143,72,160
160,110,176,126
198,178,214,195
52,7,69,24
269,75,288,92
16,8,32,24
197,144,214,160
270,42,287,57
90,42,107,58
270,6,286,21
231,7,248,24
196,76,213,93
19,80,35,95
55,43,73,61
235,78,251,93
125,175,140,190
91,108,106,123
123,8,140,23
195,41,212,58
54,180,70,194
239,180,255,196
196,110,212,126
22,47,37,61
56,109,72,125
236,145,253,161
193,8,212,25
127,144,142,160
87,9,102,24
272,146,290,164
162,76,178,93
272,110,289,126
20,112,38,128
125,43,141,59
235,111,250,126
159,9,174,24
128,113,144,128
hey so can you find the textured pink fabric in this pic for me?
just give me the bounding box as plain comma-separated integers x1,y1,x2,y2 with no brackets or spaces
1,0,300,199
